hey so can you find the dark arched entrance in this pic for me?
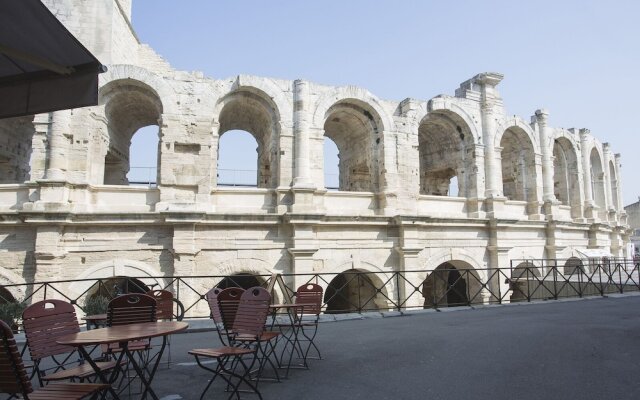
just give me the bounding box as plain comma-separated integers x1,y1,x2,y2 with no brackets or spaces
422,262,469,308
216,273,262,290
324,270,384,314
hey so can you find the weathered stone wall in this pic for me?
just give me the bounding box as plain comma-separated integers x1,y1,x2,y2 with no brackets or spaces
0,1,631,307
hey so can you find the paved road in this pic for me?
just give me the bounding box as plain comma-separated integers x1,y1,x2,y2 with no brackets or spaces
155,294,640,400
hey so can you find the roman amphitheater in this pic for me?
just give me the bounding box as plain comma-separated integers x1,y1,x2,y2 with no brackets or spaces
0,0,631,313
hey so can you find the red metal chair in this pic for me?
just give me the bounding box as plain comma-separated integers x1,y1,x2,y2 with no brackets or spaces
294,283,324,361
189,287,275,399
22,299,119,386
1,319,110,400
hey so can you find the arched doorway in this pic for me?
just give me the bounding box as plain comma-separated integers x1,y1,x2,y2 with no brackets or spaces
216,273,264,290
500,127,537,201
510,261,541,302
324,270,387,313
422,262,469,308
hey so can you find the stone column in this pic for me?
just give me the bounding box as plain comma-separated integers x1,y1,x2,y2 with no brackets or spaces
614,154,625,214
45,110,70,181
602,143,615,221
477,73,504,198
293,79,313,188
579,129,595,219
535,109,556,203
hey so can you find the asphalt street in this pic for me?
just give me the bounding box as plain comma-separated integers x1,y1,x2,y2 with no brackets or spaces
151,294,640,400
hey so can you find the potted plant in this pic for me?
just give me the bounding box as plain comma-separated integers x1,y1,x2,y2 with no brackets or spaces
0,301,26,333
82,295,110,316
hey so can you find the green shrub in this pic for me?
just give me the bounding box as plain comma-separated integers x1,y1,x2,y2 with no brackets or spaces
82,295,110,316
0,301,26,332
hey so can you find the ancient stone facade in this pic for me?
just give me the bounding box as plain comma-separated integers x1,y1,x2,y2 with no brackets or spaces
0,0,630,309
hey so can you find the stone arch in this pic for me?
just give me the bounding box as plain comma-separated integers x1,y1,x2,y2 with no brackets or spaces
417,109,477,197
589,146,606,210
408,97,480,142
0,267,26,302
494,117,539,150
99,65,178,115
499,124,538,201
422,249,485,305
608,160,619,211
552,137,581,208
422,260,481,308
320,99,384,192
212,86,282,188
97,77,164,185
312,87,394,133
68,259,166,299
323,263,391,313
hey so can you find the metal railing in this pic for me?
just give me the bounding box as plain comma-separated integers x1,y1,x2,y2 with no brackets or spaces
1,259,638,331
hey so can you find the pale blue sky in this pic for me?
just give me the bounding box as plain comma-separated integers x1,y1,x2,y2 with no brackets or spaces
128,0,640,204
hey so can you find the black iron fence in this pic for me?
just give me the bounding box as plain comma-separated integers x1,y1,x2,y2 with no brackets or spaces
1,258,638,331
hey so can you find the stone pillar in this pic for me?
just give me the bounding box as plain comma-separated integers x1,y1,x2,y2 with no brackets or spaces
395,246,423,310
579,129,595,219
477,73,504,198
172,224,200,318
602,143,615,222
614,153,626,224
293,79,313,188
45,110,70,181
535,109,557,203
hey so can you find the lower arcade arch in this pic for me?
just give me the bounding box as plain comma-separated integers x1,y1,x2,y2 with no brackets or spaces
324,269,389,313
215,273,279,304
422,262,477,308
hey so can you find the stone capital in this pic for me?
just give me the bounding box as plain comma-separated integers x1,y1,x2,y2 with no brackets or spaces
474,72,504,87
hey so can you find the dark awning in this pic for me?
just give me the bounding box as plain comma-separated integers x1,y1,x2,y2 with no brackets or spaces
0,0,106,119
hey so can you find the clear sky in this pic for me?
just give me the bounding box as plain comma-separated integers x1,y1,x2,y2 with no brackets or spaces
128,0,640,205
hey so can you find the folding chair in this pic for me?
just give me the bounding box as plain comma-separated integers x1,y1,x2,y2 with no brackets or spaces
22,300,119,386
189,287,275,399
294,283,323,361
1,320,110,400
146,290,181,367
209,287,244,346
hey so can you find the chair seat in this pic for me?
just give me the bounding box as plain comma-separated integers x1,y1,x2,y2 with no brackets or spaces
102,339,151,354
235,331,280,342
189,346,254,358
41,360,119,381
27,382,110,400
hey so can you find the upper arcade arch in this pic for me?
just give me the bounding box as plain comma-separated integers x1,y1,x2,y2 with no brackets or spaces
499,125,538,202
322,99,384,192
417,109,477,197
589,147,606,211
98,78,163,185
213,88,281,188
552,137,581,208
609,160,619,211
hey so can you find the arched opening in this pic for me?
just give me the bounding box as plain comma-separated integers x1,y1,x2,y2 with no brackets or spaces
324,270,387,313
216,90,279,189
323,100,382,192
323,136,339,190
84,276,152,315
0,116,35,184
99,80,162,185
589,148,606,211
418,112,472,197
510,261,541,302
216,273,264,290
217,130,259,187
563,257,584,276
422,262,470,308
500,127,536,201
0,285,16,304
553,138,580,207
127,125,159,186
609,161,619,211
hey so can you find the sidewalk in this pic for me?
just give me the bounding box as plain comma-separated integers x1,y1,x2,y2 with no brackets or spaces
151,294,640,400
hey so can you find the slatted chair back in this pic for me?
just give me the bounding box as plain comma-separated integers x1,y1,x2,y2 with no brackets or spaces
205,287,223,324
22,299,80,361
0,320,33,397
146,290,174,321
232,287,271,338
217,287,245,332
295,283,324,315
107,294,157,326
